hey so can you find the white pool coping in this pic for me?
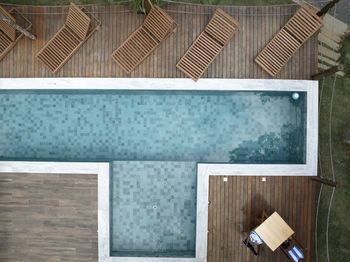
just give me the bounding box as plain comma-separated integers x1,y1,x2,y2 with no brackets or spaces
0,78,318,262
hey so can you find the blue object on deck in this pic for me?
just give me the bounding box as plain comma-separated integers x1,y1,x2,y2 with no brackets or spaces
288,245,305,261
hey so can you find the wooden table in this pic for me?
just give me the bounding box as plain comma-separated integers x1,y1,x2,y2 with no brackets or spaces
254,212,294,251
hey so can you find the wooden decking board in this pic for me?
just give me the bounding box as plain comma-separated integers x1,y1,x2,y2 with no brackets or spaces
0,172,98,262
0,4,317,78
207,176,315,262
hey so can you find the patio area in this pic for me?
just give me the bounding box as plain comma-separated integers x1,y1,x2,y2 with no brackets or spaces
0,3,317,78
208,176,315,262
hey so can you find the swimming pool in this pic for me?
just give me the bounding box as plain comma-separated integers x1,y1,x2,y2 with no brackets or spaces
0,90,306,163
0,78,318,262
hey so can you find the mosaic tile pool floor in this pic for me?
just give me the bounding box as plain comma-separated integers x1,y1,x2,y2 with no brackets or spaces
0,90,307,258
0,90,306,163
111,161,196,257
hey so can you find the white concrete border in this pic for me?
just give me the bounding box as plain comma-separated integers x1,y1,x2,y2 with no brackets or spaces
1,77,315,92
0,78,319,262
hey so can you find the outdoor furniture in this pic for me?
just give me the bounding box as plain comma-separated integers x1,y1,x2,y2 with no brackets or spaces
255,4,323,77
254,211,294,251
280,236,305,261
111,1,176,74
37,3,101,73
0,5,32,61
176,8,239,81
242,209,269,256
243,231,263,256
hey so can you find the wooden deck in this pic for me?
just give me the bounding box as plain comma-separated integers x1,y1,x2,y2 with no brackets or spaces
0,173,98,262
208,176,316,262
0,3,318,78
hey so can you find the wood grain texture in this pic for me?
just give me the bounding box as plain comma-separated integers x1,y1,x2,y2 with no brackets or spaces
255,5,322,77
208,176,315,262
0,173,98,262
0,3,317,79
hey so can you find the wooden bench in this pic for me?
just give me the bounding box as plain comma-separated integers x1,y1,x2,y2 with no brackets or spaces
112,3,176,74
0,5,32,61
37,3,101,73
176,9,239,81
255,4,323,77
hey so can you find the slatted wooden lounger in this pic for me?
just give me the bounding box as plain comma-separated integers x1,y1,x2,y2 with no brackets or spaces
255,4,323,77
111,3,176,74
37,3,101,73
0,5,32,61
176,9,239,81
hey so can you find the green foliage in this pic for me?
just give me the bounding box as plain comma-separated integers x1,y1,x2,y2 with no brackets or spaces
130,0,143,11
340,35,350,78
317,75,350,262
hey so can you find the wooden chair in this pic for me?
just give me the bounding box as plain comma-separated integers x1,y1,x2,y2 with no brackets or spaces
112,1,176,74
242,210,268,256
36,3,101,73
0,5,32,61
176,9,239,81
255,4,323,77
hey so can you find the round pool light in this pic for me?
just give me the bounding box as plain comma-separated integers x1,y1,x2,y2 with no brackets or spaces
292,92,300,100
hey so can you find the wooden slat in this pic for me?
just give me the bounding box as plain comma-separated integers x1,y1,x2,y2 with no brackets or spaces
176,8,239,81
322,13,349,36
36,3,100,74
318,33,341,50
65,3,91,41
318,44,341,61
0,5,16,41
255,4,322,77
112,4,176,74
143,5,175,42
0,7,32,62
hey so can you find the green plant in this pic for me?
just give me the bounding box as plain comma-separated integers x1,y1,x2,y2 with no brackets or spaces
130,0,145,12
340,35,350,78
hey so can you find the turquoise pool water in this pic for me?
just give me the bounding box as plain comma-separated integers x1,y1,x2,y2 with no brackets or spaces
0,90,306,163
0,90,307,258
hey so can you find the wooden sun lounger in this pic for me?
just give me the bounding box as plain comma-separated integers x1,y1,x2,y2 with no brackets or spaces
176,9,239,81
37,3,101,73
0,5,32,61
112,4,176,74
255,4,323,77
